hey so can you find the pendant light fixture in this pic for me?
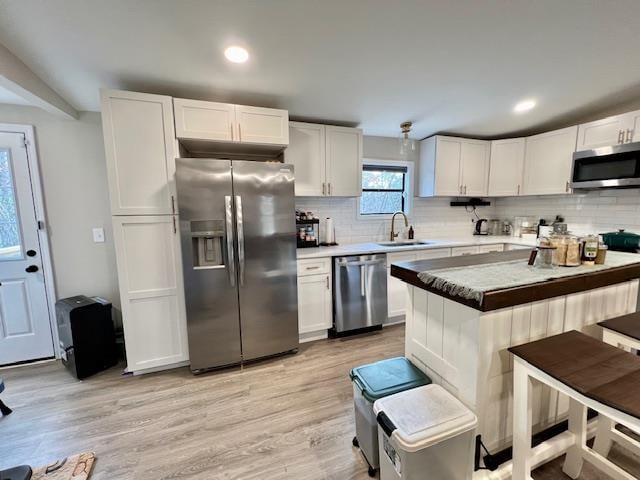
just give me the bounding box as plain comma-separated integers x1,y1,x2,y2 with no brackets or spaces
399,121,416,156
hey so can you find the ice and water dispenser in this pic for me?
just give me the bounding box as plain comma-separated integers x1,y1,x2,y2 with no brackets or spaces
189,219,225,268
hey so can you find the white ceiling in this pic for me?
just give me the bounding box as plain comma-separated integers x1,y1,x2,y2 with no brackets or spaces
1,0,640,138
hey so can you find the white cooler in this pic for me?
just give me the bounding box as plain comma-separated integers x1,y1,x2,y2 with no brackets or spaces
373,384,477,480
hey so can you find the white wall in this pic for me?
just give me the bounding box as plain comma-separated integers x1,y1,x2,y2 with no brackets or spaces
297,135,494,243
0,105,119,309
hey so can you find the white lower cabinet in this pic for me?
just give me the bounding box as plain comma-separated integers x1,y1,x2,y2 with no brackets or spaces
451,245,480,256
387,248,451,319
477,244,504,254
112,215,189,373
296,258,332,341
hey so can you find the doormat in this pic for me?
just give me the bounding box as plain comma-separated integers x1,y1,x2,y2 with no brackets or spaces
32,452,96,480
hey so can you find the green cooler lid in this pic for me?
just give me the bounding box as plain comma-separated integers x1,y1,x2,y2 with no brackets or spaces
349,357,431,403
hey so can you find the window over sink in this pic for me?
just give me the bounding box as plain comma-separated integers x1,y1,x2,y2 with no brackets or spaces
359,160,412,216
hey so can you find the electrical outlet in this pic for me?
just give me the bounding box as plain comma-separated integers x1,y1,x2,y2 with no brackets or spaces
92,227,105,243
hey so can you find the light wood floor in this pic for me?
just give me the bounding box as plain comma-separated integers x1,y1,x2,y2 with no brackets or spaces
1,324,638,479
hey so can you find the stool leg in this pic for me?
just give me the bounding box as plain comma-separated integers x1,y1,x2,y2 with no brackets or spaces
593,415,614,458
562,398,587,479
0,398,12,416
513,359,534,480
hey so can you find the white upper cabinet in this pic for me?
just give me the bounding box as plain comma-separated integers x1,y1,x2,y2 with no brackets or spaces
523,126,578,195
101,89,177,216
173,98,234,142
235,105,289,145
576,109,640,150
286,122,362,197
460,139,490,196
285,122,326,196
173,99,289,146
488,138,525,196
418,136,489,197
325,125,363,196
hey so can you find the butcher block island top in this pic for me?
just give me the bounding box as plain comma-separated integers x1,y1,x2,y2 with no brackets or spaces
391,250,640,312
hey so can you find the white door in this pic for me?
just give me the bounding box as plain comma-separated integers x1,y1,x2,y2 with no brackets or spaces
297,274,332,334
576,115,626,151
460,140,490,196
173,98,235,142
112,215,189,373
387,252,417,318
488,138,525,196
285,122,326,196
0,132,53,365
523,126,577,195
235,105,289,145
434,137,462,196
325,125,362,196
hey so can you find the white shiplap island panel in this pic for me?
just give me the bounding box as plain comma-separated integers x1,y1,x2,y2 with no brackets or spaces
404,280,639,453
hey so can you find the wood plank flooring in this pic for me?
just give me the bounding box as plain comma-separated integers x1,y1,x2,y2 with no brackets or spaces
0,324,638,479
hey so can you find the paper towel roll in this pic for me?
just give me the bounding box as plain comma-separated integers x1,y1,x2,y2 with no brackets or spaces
325,217,335,244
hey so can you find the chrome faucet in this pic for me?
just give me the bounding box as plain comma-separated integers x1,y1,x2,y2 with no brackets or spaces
389,211,409,241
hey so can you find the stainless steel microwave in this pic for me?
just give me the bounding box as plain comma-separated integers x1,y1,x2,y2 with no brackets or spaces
571,142,640,189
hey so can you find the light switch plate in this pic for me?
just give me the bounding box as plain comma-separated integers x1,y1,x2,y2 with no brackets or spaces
92,227,105,243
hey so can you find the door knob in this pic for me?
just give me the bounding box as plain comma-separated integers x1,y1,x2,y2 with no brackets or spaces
25,265,39,273
26,249,37,257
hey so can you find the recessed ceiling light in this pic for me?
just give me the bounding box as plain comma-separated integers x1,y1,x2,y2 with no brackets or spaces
224,46,249,63
513,99,537,114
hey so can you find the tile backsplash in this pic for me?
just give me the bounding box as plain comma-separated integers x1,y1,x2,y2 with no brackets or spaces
494,188,640,236
296,188,640,244
296,197,495,244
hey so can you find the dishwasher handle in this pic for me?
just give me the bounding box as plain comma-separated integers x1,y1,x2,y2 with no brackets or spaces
337,258,385,268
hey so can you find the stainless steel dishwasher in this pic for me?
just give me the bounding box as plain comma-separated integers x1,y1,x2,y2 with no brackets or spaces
333,254,387,335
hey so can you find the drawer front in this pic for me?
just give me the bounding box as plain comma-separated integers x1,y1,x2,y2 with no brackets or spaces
297,258,331,276
477,244,504,254
386,251,418,267
451,246,480,256
415,248,451,261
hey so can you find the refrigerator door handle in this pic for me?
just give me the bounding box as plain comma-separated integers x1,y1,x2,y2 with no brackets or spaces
224,195,236,287
235,195,246,286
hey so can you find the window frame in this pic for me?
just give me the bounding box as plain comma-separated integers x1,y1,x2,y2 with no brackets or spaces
357,159,413,220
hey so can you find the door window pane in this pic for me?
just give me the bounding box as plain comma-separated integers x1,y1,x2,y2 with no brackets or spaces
0,149,22,259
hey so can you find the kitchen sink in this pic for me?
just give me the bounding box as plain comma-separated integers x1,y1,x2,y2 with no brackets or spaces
376,241,433,247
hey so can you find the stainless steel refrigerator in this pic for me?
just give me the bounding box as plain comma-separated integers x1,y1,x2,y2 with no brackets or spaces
175,158,299,373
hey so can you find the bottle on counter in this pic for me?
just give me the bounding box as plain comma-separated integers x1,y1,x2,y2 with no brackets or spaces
582,234,598,265
408,226,414,240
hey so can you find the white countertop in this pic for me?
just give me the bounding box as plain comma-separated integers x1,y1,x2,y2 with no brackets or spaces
296,235,537,259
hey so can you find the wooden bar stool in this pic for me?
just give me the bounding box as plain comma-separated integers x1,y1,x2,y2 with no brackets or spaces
594,313,640,459
509,331,640,480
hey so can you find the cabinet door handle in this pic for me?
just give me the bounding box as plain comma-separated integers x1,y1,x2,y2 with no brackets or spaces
322,183,326,195
459,185,462,194
230,124,234,141
171,195,175,214
464,185,467,195
626,128,634,143
25,265,39,273
238,124,242,142
618,129,625,144
306,266,320,271
566,180,570,192
517,184,520,195
172,216,177,234
326,276,330,290
328,183,332,195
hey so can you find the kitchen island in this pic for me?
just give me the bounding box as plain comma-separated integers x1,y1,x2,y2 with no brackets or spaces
391,250,640,459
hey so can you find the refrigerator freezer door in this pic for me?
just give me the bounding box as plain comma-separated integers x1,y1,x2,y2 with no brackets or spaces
231,160,299,360
175,158,242,371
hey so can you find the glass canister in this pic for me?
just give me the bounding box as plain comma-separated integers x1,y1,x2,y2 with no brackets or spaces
565,236,582,267
549,234,567,266
535,245,556,269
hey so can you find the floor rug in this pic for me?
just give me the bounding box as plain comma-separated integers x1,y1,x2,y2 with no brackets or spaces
32,453,96,480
